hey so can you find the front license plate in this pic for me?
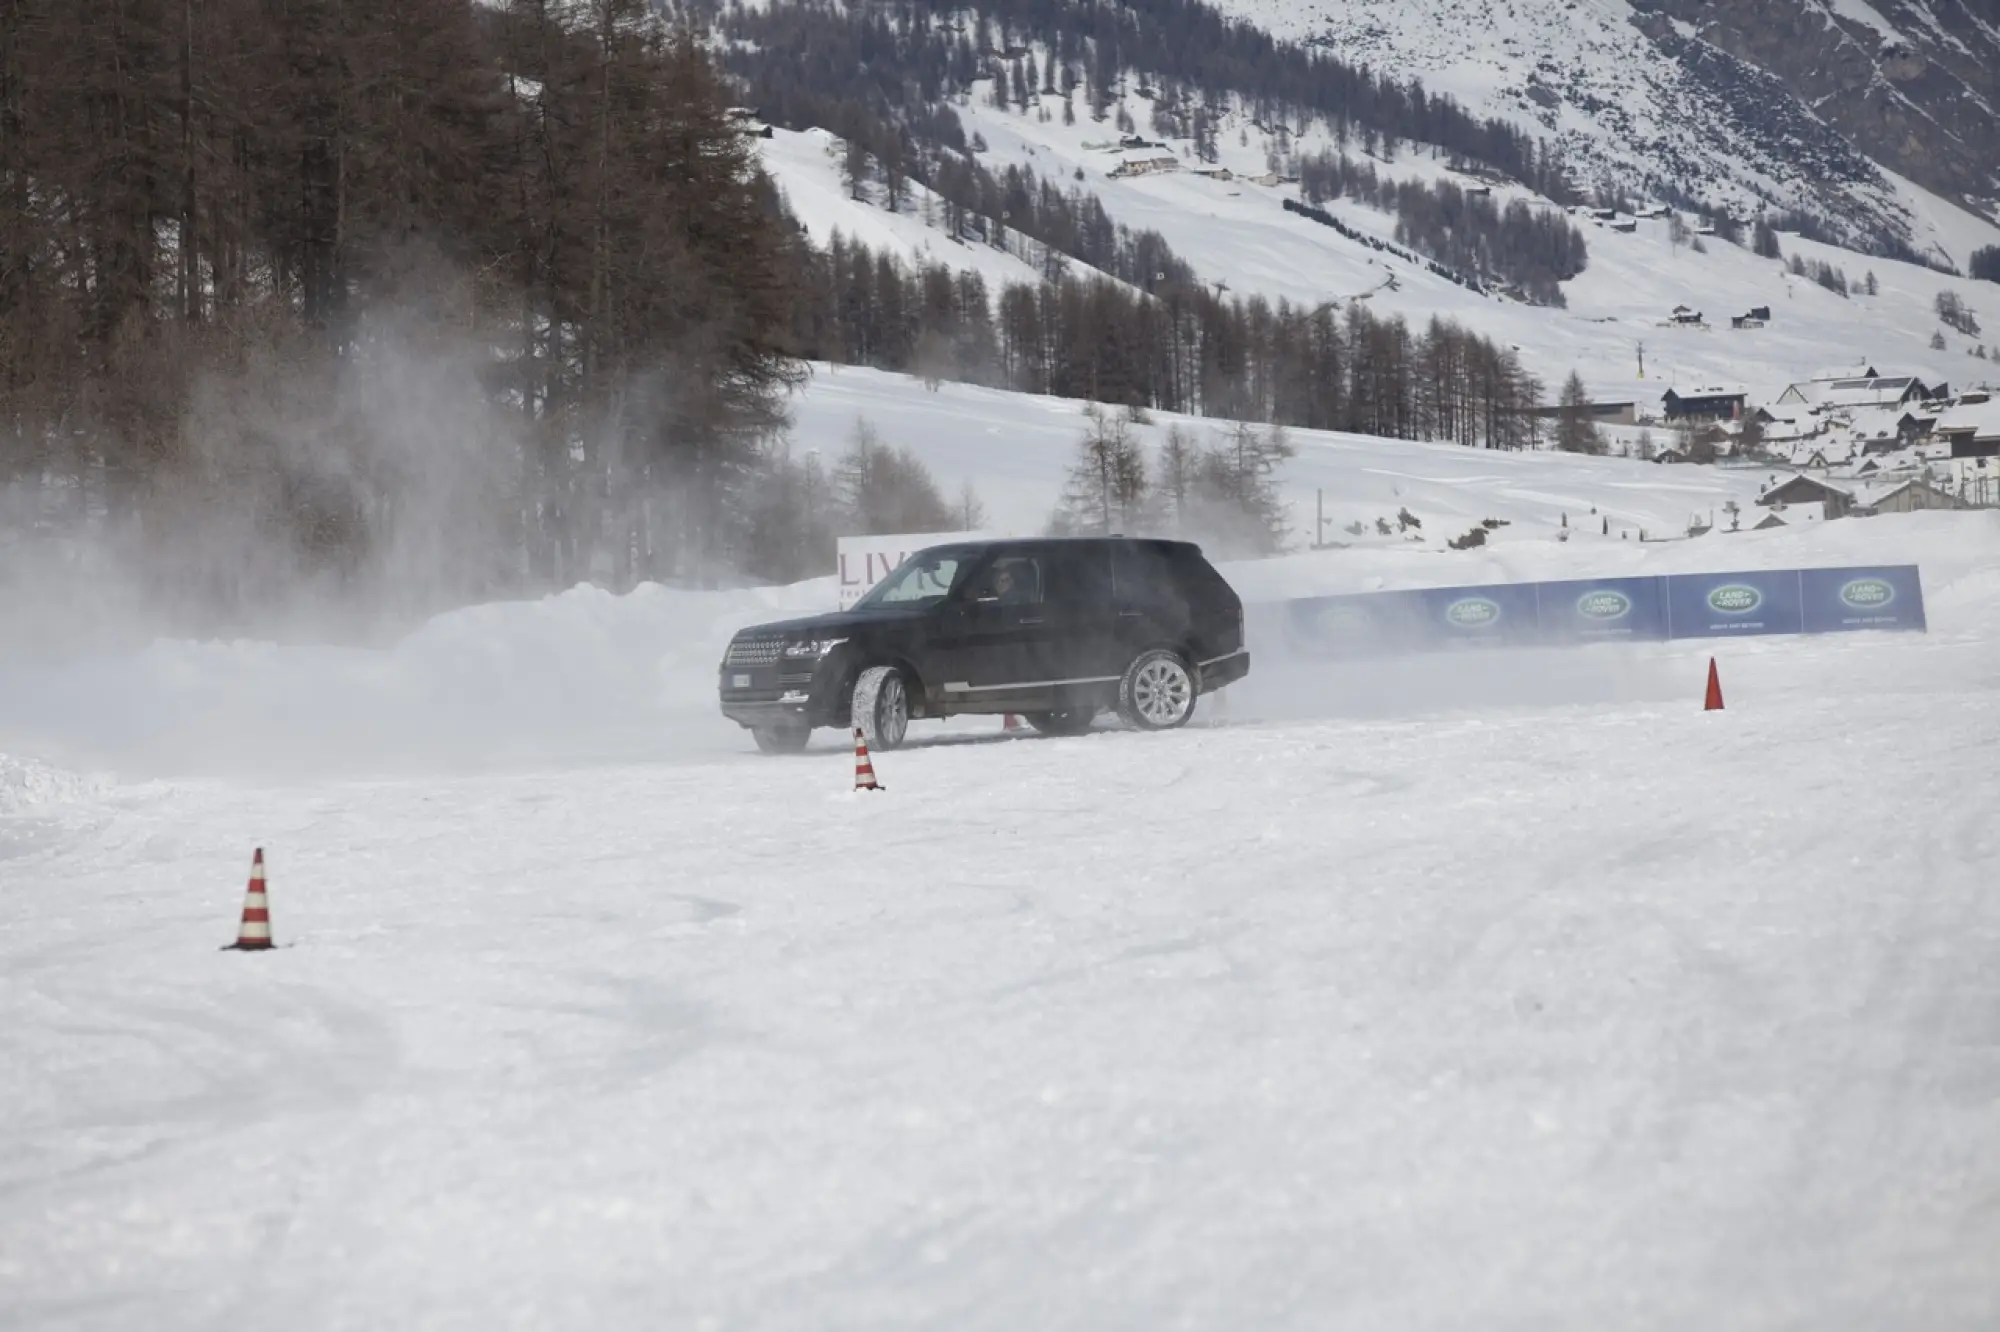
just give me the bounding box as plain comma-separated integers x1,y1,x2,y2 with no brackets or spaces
732,674,751,688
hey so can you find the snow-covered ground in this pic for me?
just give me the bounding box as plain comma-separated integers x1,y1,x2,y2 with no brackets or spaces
4,499,1998,1327
785,363,1775,548
761,127,1052,296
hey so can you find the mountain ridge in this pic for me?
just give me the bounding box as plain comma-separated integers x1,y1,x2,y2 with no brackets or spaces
1211,0,1999,264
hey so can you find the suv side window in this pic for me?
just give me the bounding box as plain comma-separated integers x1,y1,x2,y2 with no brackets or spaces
966,552,1044,606
1044,543,1114,605
1166,546,1233,603
1112,541,1182,606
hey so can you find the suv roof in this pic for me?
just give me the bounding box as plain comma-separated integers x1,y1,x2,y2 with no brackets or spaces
917,534,1208,553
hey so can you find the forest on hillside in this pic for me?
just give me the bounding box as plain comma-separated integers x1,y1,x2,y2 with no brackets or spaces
689,0,1574,198
1294,153,1589,306
3,0,1547,633
793,233,1544,448
692,0,1592,302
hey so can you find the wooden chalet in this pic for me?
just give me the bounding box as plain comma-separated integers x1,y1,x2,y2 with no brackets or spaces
1757,473,1856,518
1661,385,1747,423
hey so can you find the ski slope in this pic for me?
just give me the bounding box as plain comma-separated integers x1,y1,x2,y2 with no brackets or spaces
4,497,1998,1327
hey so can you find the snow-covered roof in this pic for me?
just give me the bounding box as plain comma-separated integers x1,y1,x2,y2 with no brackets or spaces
1783,438,1842,467
1833,445,1931,479
1759,413,1819,443
1817,377,1921,411
1665,383,1748,398
1851,477,1949,509
1823,403,1922,446
1753,498,1825,527
1758,472,1853,504
1936,396,2000,440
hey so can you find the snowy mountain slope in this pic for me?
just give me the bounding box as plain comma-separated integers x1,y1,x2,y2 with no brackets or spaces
2,508,1996,1327
1212,0,2000,258
758,83,2000,405
760,127,1050,293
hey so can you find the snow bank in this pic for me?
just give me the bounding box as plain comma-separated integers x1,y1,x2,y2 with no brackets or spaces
0,576,842,781
0,755,103,815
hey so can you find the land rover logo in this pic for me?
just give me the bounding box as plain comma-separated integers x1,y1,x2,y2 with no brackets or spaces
1446,596,1501,627
1839,577,1894,609
1707,584,1762,614
1576,590,1632,621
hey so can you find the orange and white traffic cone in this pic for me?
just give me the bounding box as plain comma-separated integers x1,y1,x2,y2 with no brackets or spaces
1703,657,1724,712
852,728,884,792
223,848,274,951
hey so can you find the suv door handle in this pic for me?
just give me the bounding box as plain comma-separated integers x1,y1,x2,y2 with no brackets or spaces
1117,610,1140,618
1015,616,1044,625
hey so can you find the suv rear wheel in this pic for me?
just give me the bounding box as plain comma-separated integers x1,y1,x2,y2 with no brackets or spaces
852,665,911,751
1117,648,1196,731
1023,709,1095,736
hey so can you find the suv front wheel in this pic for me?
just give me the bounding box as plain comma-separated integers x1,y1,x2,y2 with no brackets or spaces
1117,648,1197,731
852,665,912,751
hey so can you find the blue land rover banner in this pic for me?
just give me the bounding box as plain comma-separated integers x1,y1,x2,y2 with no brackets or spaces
1535,576,1668,643
1662,568,1807,638
1270,564,1924,657
1798,565,1927,633
1284,580,1542,656
1412,582,1545,648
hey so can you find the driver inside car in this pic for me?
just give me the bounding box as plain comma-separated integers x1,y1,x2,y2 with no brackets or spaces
979,559,1036,605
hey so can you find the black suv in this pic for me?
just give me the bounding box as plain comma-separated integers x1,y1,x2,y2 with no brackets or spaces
718,536,1250,753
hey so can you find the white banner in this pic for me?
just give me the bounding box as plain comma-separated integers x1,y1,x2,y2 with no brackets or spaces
836,530,998,609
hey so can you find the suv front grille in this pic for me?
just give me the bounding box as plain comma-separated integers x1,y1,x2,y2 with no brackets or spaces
725,636,783,667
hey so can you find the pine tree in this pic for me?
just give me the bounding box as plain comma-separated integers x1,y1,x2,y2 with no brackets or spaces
832,416,955,534
1181,420,1294,556
1155,424,1199,532
1553,370,1605,454
843,137,871,201
1052,403,1150,535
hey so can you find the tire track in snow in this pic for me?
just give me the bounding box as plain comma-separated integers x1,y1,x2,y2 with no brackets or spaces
0,982,404,1199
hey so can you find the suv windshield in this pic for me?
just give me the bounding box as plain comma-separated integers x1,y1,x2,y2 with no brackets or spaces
853,547,972,609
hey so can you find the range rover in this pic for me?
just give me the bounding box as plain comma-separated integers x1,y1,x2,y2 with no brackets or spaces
717,536,1251,753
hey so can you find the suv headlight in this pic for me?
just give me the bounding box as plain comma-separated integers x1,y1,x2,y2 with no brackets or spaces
782,637,846,659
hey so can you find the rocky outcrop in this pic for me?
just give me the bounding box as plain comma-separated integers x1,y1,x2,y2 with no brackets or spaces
1233,0,1997,262
1630,0,1999,214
